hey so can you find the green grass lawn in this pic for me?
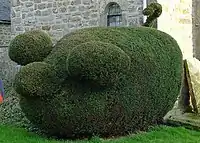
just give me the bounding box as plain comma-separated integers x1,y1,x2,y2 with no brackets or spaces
0,125,200,143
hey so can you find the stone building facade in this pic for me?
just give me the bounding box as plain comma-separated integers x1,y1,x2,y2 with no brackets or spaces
0,23,11,47
11,0,144,43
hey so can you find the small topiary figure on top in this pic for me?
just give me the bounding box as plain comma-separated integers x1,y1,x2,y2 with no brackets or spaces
9,26,183,139
143,2,162,27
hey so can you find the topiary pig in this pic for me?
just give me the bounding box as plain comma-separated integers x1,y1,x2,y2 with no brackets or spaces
9,27,183,139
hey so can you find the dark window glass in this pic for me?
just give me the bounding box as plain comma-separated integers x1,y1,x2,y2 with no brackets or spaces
107,3,122,27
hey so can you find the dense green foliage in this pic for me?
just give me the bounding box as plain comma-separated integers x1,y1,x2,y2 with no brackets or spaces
1,125,200,143
0,89,30,128
143,3,162,27
14,62,59,97
8,30,53,65
12,27,183,138
67,41,131,86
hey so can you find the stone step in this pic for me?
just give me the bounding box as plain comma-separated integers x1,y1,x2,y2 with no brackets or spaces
164,109,200,130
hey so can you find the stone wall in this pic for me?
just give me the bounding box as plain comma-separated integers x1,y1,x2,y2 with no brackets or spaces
11,0,143,43
192,0,200,60
0,23,16,94
157,0,193,59
0,23,11,46
0,47,17,95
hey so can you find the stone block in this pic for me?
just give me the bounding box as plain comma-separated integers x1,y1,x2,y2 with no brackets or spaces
59,7,67,13
82,0,90,5
52,24,65,30
57,2,62,7
164,109,200,130
34,0,41,3
68,6,77,12
90,13,98,18
38,3,46,10
74,0,81,5
47,3,53,8
41,9,52,16
25,2,34,7
12,0,20,7
79,5,86,11
12,17,22,25
42,25,51,31
63,1,69,6
16,26,24,31
185,58,200,113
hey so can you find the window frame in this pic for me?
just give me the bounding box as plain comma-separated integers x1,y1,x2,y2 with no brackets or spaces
107,3,122,27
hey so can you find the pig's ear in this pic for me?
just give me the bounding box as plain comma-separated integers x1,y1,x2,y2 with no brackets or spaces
66,41,131,87
9,30,53,66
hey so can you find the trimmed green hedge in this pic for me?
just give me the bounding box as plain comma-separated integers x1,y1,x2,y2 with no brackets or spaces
9,30,53,65
14,62,59,97
11,27,183,138
67,41,131,86
143,3,162,27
